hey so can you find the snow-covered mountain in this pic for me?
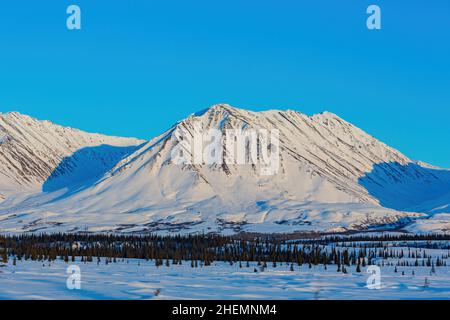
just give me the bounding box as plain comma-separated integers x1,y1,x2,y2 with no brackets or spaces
0,112,144,198
0,105,449,234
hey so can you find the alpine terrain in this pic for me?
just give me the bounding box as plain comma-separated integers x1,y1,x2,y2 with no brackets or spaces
0,105,449,234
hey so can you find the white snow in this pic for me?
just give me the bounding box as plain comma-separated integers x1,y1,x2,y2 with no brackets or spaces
0,250,449,300
0,105,449,234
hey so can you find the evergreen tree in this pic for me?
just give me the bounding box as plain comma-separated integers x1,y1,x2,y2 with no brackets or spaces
356,260,361,273
1,248,7,263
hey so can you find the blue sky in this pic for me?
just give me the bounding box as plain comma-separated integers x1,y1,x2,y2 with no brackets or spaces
0,0,449,167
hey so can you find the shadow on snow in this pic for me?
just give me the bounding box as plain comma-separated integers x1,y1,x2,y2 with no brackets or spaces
358,162,450,214
42,144,142,199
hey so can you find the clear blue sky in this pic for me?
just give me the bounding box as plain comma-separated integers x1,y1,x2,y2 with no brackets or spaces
0,1,449,167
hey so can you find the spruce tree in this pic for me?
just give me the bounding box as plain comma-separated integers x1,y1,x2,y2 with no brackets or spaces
1,248,7,263
356,260,361,273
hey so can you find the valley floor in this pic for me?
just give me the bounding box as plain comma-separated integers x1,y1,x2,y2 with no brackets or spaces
1,255,449,300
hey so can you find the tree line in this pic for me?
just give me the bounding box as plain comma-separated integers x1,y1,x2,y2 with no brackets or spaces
0,233,448,273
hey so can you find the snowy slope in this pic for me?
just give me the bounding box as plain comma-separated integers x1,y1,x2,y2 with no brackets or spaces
0,105,448,234
0,112,144,198
2,253,450,300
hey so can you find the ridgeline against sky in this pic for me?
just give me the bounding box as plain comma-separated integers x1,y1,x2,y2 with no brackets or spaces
0,1,449,167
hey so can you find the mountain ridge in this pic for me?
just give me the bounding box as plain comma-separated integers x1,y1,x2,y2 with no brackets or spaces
0,104,448,234
0,111,144,197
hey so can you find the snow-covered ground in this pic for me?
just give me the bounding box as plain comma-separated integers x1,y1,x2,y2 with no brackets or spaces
1,253,449,300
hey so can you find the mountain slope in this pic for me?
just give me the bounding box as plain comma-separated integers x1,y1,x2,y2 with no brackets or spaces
0,112,144,199
3,105,449,234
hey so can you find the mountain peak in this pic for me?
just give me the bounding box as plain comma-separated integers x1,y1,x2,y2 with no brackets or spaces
191,104,240,118
1,111,30,119
0,111,144,195
0,111,58,129
320,110,340,118
191,104,348,121
1,104,448,234
311,110,345,121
